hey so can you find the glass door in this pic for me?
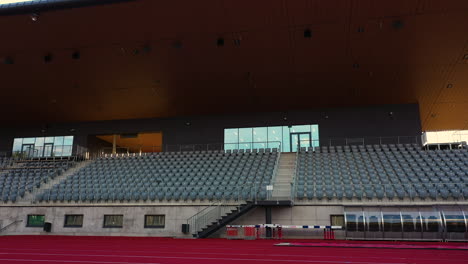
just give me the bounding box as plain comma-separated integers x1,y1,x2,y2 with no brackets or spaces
290,132,311,152
21,144,35,158
43,143,54,157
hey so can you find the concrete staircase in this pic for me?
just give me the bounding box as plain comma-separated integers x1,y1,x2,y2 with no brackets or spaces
271,153,297,200
18,160,93,204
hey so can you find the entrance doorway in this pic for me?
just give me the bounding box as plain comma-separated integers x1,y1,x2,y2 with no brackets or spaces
290,132,311,152
21,144,35,158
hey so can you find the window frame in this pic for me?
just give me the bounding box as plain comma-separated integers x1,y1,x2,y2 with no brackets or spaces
63,214,84,228
330,214,345,230
144,215,165,229
26,214,45,228
103,214,124,228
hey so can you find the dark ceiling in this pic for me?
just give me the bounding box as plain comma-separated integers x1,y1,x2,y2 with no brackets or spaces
0,0,467,131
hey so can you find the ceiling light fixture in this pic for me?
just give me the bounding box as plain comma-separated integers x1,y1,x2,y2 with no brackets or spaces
172,41,182,49
4,56,14,65
30,13,39,22
217,37,225,47
392,20,404,30
72,51,80,60
44,53,53,63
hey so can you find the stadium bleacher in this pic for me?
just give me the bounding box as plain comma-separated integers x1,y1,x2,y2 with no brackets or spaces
295,144,468,201
0,159,75,202
35,149,279,203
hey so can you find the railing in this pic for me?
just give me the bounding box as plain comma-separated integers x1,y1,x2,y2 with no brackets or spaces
325,136,422,147
0,219,22,233
96,142,282,156
293,182,468,201
267,151,282,200
291,149,300,204
187,202,239,237
31,183,271,204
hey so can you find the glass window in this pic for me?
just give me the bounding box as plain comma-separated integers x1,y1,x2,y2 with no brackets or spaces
238,128,253,150
144,215,165,228
312,125,320,147
53,145,63,157
282,126,291,152
402,214,415,232
34,137,45,147
27,215,45,227
62,146,73,157
330,215,344,228
224,129,238,150
12,138,22,152
22,137,35,144
426,216,440,232
224,124,319,152
64,215,83,227
54,136,64,146
290,125,310,133
383,215,402,232
445,215,466,233
357,215,365,231
103,215,123,228
267,127,282,149
12,136,73,157
345,214,357,231
252,127,267,149
368,216,380,231
64,136,74,146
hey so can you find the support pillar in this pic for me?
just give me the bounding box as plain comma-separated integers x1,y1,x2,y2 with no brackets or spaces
112,134,117,154
265,207,272,238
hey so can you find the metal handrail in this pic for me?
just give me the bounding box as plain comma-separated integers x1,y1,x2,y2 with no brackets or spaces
0,220,22,233
325,136,423,147
268,151,282,200
187,202,239,237
293,182,468,201
291,148,300,203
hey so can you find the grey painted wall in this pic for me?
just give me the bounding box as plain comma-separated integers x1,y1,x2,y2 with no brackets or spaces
0,104,421,155
0,205,343,237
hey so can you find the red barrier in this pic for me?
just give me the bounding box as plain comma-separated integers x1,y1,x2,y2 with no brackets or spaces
226,227,239,239
323,229,335,240
244,226,256,240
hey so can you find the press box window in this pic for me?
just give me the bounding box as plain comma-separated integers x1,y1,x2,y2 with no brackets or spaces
27,215,45,227
145,215,165,228
103,215,123,228
64,215,83,228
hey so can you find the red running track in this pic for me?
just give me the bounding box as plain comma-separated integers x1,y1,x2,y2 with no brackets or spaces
0,236,467,264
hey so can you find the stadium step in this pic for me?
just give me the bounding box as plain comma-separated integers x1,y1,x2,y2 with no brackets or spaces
271,153,296,199
17,160,93,204
195,201,256,238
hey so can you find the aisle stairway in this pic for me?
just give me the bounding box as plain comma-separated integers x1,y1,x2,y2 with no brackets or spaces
271,153,296,200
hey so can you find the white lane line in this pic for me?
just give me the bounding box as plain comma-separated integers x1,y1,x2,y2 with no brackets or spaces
0,248,458,262
0,253,411,264
0,259,160,264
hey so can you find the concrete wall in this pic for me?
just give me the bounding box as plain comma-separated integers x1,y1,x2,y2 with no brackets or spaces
231,206,344,227
0,205,344,237
0,205,205,237
0,104,422,155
